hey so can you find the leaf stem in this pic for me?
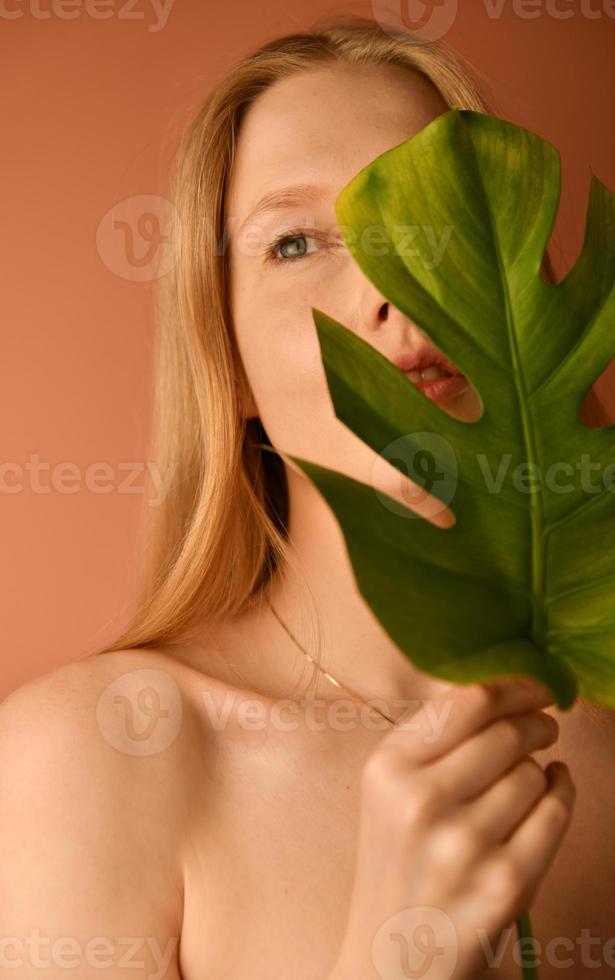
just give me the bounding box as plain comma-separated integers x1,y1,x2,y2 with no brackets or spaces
516,910,540,979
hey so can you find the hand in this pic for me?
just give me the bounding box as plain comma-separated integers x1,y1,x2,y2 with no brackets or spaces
330,677,576,980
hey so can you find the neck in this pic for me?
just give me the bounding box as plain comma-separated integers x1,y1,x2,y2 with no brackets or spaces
265,462,453,719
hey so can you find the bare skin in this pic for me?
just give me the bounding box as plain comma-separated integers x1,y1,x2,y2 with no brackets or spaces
1,62,614,980
168,618,615,980
175,61,614,978
2,639,612,980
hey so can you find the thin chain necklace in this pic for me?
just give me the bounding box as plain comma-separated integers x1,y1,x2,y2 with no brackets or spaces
266,596,397,726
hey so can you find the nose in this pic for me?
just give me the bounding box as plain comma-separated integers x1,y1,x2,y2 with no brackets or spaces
360,294,432,358
356,292,482,423
347,270,452,369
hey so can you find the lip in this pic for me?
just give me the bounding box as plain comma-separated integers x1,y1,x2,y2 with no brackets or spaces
391,346,468,404
405,371,470,405
392,347,461,376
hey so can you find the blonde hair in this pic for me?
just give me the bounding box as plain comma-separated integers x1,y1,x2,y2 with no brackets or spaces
86,14,608,697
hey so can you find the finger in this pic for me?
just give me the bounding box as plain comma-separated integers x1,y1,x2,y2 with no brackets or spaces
460,757,549,843
428,710,558,799
385,678,556,766
503,761,576,886
455,764,575,948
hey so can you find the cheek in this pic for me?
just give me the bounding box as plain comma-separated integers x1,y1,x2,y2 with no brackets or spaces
231,268,338,445
236,308,333,450
231,260,409,487
230,270,456,526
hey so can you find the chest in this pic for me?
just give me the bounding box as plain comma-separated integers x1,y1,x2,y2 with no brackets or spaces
177,719,615,980
176,718,371,979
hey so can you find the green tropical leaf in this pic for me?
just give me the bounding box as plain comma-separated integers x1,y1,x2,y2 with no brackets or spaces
266,109,615,711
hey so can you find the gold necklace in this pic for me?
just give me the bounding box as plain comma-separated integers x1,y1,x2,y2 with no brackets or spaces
266,596,397,726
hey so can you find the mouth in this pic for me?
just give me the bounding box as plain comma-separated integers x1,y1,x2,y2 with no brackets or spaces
403,365,470,405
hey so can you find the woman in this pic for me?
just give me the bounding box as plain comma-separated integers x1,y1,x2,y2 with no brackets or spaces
1,16,612,980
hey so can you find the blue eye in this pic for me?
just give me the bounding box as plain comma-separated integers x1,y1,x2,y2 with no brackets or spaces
266,228,321,265
277,234,308,260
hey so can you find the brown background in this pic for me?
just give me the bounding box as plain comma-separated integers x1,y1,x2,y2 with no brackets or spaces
1,0,614,700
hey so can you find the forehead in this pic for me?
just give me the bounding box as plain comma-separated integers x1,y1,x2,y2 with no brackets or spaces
226,62,447,223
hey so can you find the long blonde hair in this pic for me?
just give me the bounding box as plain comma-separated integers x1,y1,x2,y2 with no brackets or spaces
86,14,606,685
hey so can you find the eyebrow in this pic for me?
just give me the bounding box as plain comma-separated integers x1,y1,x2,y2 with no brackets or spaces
238,182,333,233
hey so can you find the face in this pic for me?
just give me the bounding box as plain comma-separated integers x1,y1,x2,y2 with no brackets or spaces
225,62,482,521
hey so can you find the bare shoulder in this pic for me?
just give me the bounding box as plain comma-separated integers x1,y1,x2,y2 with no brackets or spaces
0,644,251,844
1,647,198,760
0,648,217,979
0,644,225,743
